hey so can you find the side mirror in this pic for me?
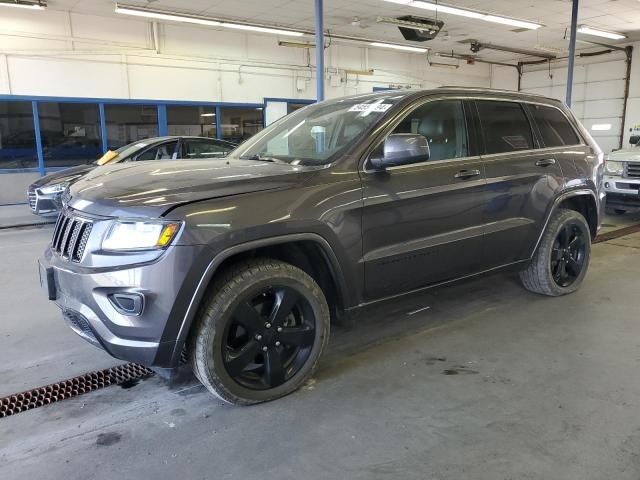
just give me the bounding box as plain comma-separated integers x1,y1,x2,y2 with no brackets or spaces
369,133,430,170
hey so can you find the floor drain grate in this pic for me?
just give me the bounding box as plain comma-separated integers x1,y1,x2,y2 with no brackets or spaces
0,363,154,419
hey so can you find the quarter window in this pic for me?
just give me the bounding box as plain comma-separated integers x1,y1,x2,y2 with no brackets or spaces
391,100,468,161
476,101,534,154
529,104,580,147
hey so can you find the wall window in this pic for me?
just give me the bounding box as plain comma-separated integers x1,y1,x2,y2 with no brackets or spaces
37,102,102,168
0,101,37,169
104,104,158,149
476,101,534,154
220,107,264,143
529,104,580,147
167,105,217,138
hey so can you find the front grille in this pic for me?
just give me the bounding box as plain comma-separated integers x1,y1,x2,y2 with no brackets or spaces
51,210,93,262
27,187,37,212
615,182,640,190
625,162,640,178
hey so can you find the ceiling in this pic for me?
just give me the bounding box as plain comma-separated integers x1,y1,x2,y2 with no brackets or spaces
47,0,640,61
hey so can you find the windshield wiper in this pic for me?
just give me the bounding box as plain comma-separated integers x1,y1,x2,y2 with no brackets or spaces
239,154,285,163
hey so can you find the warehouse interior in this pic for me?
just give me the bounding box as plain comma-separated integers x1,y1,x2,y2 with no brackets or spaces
2,0,640,478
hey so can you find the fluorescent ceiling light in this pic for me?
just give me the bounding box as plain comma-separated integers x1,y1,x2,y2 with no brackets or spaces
410,1,484,19
200,113,216,117
577,25,626,40
429,60,459,69
591,123,612,131
115,5,222,26
382,0,543,30
279,40,316,48
115,4,304,36
0,1,45,9
370,42,427,53
483,15,541,30
222,23,303,36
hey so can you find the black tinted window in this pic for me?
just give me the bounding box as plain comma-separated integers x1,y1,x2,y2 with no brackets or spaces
477,101,533,154
185,140,232,159
529,104,580,147
392,100,468,161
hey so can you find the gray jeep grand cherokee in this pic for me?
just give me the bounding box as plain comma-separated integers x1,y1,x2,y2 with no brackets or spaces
39,88,604,404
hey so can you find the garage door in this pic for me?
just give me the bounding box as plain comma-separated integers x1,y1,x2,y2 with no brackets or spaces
520,57,627,154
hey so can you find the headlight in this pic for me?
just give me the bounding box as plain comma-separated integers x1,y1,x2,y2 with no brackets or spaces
39,183,67,195
102,221,181,251
604,160,624,176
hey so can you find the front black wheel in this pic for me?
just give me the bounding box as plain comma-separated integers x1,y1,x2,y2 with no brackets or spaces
520,209,591,296
190,259,330,405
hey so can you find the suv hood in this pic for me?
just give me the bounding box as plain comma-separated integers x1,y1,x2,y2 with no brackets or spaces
67,159,319,218
32,164,95,188
608,148,640,162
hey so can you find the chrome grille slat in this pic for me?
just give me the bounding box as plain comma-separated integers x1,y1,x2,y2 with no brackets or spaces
74,223,92,262
65,221,81,258
59,218,75,257
54,216,70,251
50,211,93,263
27,187,37,212
625,162,640,178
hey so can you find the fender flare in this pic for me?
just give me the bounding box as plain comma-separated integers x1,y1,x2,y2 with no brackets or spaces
168,233,349,366
530,188,599,257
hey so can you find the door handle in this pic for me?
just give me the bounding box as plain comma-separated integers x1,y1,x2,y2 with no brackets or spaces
535,158,556,167
454,169,481,179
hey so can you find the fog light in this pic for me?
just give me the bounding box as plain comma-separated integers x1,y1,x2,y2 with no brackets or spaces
605,182,610,188
109,293,144,315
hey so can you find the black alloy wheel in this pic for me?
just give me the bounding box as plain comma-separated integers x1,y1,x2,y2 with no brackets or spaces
223,286,316,390
550,222,587,288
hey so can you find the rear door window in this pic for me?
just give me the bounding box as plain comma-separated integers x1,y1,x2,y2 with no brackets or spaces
528,104,581,147
184,139,233,159
476,100,534,154
135,141,179,161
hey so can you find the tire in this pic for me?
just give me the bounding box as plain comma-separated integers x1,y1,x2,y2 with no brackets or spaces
189,258,330,405
519,208,591,296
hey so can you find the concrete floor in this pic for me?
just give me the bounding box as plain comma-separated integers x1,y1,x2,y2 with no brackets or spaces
2,215,640,479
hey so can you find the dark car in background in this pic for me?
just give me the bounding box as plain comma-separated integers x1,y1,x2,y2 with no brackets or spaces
27,136,237,216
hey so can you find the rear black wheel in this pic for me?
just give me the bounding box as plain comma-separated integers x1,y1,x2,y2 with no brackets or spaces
190,259,329,405
520,209,591,296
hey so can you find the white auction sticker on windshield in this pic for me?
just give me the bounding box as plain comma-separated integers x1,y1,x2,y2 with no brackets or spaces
348,103,393,112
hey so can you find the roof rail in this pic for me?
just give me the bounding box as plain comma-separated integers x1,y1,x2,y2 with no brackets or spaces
436,86,547,98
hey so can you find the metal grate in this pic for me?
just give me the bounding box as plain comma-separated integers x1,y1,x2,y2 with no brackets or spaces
0,364,154,419
63,311,99,345
51,210,93,262
625,162,640,178
27,187,37,212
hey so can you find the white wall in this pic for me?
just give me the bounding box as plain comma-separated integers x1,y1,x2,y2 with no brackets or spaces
0,9,491,103
0,6,493,207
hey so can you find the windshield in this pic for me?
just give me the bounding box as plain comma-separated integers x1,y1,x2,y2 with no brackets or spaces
230,94,407,165
92,141,154,165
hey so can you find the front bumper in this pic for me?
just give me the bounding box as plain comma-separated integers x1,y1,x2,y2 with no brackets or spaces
27,186,61,217
39,243,209,367
604,175,640,208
